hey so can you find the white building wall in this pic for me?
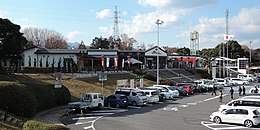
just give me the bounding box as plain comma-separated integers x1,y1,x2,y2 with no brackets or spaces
22,48,77,68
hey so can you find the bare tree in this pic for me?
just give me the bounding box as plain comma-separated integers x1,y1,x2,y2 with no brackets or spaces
22,27,68,49
119,33,137,50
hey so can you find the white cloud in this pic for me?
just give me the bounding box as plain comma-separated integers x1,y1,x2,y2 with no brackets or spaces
96,9,113,19
0,10,8,18
66,31,83,40
138,0,216,9
178,7,260,49
122,9,185,38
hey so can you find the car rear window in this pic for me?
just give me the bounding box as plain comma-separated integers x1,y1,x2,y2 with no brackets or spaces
253,110,260,115
151,91,158,95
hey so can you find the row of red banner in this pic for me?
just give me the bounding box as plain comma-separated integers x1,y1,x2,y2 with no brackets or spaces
101,56,131,71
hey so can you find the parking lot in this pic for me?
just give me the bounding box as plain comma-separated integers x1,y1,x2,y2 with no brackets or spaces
60,82,260,130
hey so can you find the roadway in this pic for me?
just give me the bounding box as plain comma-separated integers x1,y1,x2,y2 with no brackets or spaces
63,83,260,130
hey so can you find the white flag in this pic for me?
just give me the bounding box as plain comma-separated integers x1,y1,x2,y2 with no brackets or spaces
106,57,110,68
122,59,124,68
224,34,235,41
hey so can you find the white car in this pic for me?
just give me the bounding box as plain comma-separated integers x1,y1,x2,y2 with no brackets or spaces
237,74,256,82
249,84,260,93
140,89,160,103
153,85,179,98
219,98,260,112
230,78,249,85
147,86,173,99
210,108,260,127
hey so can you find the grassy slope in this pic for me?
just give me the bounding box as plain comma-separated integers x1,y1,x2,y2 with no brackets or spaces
24,73,156,101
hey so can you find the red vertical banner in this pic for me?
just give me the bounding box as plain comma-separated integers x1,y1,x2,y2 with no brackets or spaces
127,56,131,70
101,55,104,71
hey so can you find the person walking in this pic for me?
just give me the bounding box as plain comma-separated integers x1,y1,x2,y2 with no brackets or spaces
211,84,217,96
238,86,242,96
229,87,234,99
219,90,223,103
242,85,246,96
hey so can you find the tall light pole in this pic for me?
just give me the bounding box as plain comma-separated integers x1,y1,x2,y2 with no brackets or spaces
250,41,252,66
156,19,163,85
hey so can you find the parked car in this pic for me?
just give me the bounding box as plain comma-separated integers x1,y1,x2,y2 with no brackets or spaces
143,87,166,101
230,78,249,85
213,78,233,87
249,84,260,93
169,86,188,96
153,85,179,97
256,76,260,82
202,82,224,91
219,98,260,112
140,89,160,103
210,108,260,127
147,86,173,99
104,94,128,108
175,83,195,95
115,88,148,106
237,74,256,82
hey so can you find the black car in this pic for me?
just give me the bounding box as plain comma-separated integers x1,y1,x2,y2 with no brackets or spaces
256,76,260,82
169,86,188,96
104,94,128,108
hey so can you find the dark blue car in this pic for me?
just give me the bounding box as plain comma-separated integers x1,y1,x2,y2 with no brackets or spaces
104,94,128,108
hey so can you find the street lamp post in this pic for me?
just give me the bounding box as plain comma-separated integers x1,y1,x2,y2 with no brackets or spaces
156,19,163,85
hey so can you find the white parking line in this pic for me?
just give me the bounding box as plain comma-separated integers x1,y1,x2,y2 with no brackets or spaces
75,121,93,125
72,117,97,120
92,109,128,113
204,94,228,102
201,121,260,130
179,105,188,107
84,126,92,129
127,106,142,109
187,102,196,105
85,112,114,116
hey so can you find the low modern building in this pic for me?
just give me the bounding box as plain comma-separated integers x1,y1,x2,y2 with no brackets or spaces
21,46,203,73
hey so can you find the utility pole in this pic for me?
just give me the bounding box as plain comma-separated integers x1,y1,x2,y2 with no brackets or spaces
225,9,229,77
155,19,163,85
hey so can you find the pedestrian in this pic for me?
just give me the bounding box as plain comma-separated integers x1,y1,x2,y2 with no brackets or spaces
242,85,246,96
211,84,217,96
255,86,259,93
219,90,223,103
229,87,234,99
238,86,242,96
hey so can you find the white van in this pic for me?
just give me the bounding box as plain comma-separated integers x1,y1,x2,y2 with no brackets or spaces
146,86,173,99
115,88,148,106
140,89,159,103
237,74,256,82
219,98,260,111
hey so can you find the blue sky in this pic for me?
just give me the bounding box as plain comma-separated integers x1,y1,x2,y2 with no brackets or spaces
0,0,260,49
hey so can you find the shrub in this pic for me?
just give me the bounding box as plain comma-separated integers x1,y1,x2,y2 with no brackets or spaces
143,72,156,82
23,120,70,130
0,81,37,117
0,80,71,118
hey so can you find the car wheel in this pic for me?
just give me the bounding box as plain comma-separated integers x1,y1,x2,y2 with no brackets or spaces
115,103,120,108
213,116,221,124
244,120,253,127
251,90,255,93
243,83,246,85
132,101,137,106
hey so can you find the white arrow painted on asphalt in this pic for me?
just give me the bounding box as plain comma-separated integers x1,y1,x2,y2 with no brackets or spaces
171,107,178,111
179,105,188,107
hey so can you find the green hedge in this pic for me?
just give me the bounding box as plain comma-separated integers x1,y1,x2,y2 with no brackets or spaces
23,120,70,130
0,81,71,118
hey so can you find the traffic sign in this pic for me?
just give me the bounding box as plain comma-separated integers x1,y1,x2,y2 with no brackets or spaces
99,73,107,81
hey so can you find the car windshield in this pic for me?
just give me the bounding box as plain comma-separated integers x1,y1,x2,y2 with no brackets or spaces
136,91,146,96
169,86,177,90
